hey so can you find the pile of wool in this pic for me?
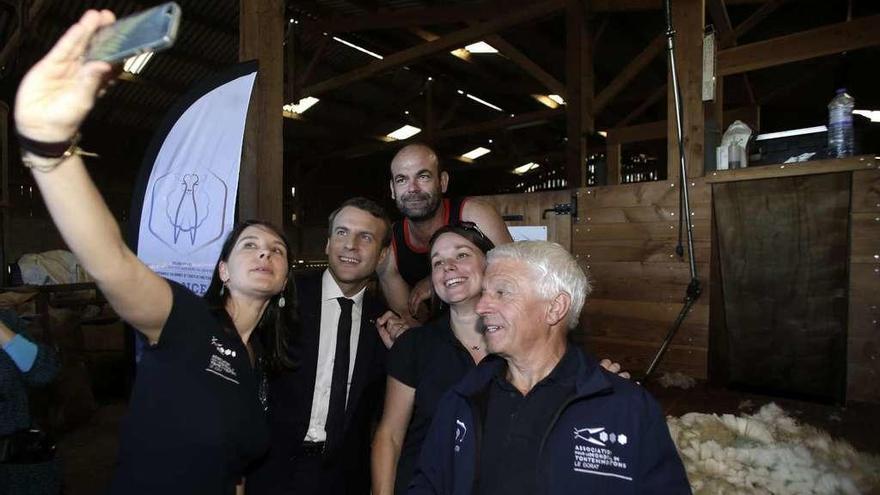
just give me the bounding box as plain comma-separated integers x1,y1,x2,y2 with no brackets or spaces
658,371,697,389
667,403,880,494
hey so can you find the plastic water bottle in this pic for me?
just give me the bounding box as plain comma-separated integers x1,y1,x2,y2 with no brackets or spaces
827,88,855,158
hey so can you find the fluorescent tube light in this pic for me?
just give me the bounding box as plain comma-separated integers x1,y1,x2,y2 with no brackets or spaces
548,94,565,105
854,109,880,122
332,36,383,60
464,92,503,112
283,96,320,115
123,52,154,75
387,125,422,140
755,125,827,141
462,147,491,160
465,41,497,53
513,162,540,175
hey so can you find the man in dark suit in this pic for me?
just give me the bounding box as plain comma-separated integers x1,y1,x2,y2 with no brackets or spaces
249,197,396,495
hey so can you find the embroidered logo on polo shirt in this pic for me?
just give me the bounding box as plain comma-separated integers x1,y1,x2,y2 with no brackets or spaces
572,426,632,481
454,419,467,452
205,337,240,384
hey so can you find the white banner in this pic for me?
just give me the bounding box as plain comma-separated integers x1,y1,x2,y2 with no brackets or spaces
133,66,257,296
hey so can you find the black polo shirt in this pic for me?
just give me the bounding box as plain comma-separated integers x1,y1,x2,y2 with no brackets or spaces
477,344,579,495
110,281,269,495
387,313,494,494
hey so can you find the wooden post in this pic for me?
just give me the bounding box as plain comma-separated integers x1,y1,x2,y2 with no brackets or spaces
667,0,705,181
286,19,298,105
606,141,621,185
239,0,284,226
0,101,8,284
565,0,593,188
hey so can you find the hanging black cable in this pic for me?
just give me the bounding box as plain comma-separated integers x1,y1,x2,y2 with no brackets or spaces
640,0,702,383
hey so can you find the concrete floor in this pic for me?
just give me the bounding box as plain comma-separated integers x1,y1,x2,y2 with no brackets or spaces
54,382,880,494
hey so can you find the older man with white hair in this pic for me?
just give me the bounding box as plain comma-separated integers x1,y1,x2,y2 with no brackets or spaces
408,241,691,494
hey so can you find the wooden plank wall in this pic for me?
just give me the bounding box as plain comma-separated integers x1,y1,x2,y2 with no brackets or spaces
573,179,711,379
480,190,572,250
848,169,880,403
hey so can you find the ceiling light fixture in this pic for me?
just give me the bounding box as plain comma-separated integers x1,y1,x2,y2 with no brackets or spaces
513,162,540,175
464,41,497,54
332,36,383,59
854,109,880,122
463,92,503,112
283,96,320,115
755,125,827,141
548,94,565,105
387,125,422,140
123,52,154,75
533,94,559,109
462,147,491,160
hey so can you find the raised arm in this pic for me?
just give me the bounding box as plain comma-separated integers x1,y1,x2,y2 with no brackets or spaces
377,248,422,325
371,376,416,495
461,199,513,246
14,10,171,343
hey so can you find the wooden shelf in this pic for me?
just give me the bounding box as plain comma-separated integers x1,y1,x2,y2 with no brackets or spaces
705,155,877,183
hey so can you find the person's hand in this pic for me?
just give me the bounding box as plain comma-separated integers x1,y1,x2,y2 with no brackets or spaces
14,10,117,142
375,311,412,349
0,320,15,345
599,358,631,379
407,277,434,316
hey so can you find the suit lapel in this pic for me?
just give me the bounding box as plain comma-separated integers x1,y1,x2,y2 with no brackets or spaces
294,271,323,414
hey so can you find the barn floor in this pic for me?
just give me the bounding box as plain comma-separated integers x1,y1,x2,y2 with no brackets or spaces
53,381,880,494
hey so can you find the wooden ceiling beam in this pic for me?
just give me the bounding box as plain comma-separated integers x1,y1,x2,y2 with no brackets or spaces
718,14,880,76
0,0,51,72
308,0,769,33
300,108,564,163
707,0,735,47
483,33,567,98
307,0,549,33
590,0,763,11
302,0,564,97
724,0,792,46
443,20,565,97
436,108,563,140
594,35,665,115
597,0,785,117
615,84,666,127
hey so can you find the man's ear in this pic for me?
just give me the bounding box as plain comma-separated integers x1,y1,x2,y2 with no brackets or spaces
325,238,330,257
440,170,449,194
389,179,396,200
377,245,389,267
545,292,571,327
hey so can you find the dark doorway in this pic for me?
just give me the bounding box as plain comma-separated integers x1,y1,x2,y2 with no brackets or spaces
710,173,850,403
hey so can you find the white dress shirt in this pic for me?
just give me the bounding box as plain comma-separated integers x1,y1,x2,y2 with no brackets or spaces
303,269,365,442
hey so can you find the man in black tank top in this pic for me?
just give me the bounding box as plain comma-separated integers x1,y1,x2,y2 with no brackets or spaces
377,144,513,327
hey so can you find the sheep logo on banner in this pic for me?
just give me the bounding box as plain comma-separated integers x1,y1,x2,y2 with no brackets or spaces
454,420,467,452
147,170,228,254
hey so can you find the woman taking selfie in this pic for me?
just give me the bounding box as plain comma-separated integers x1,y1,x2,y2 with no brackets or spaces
14,10,295,494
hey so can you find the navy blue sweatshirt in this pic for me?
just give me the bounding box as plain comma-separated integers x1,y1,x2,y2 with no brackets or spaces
408,347,691,495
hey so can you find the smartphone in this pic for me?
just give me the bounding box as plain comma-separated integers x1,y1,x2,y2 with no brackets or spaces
85,2,182,63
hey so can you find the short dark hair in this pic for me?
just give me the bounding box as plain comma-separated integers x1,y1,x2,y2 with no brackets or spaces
327,197,392,247
429,222,495,255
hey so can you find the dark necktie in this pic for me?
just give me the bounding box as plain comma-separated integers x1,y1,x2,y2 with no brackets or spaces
325,297,353,454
